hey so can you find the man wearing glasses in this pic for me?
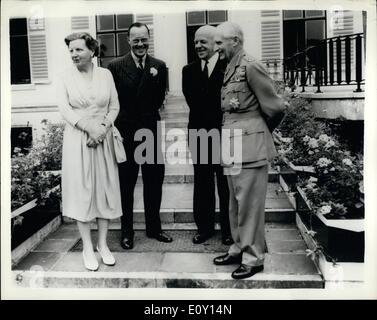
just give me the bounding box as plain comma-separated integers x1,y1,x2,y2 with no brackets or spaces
108,22,173,250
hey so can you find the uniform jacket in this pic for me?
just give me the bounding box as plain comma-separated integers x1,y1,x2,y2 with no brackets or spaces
221,49,285,167
107,53,167,128
182,57,227,130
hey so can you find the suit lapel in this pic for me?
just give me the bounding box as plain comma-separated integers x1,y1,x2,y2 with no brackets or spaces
210,57,225,81
123,53,140,85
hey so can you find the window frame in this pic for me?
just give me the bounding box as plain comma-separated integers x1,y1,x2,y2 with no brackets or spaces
9,17,32,86
96,14,134,67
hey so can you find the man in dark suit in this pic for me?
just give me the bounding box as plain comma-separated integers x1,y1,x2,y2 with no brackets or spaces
213,22,286,279
182,25,233,245
108,22,172,250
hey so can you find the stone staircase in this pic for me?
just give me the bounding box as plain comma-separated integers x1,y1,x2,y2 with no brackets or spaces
12,95,324,289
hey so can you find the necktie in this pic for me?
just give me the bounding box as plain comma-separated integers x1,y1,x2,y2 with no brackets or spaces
138,57,144,71
203,59,209,78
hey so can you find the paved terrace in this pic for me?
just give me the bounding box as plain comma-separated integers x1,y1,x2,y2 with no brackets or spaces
12,95,324,289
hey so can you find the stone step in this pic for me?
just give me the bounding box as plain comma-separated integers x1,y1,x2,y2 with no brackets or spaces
136,163,280,184
13,224,324,289
63,182,295,225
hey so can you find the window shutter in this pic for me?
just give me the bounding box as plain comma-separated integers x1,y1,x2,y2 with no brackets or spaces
135,14,154,56
27,18,49,83
71,16,90,30
329,11,355,72
260,10,282,79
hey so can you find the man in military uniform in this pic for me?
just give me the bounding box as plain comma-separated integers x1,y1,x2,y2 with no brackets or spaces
213,21,286,279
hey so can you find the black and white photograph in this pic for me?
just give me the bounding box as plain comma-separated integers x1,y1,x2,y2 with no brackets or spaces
1,0,376,300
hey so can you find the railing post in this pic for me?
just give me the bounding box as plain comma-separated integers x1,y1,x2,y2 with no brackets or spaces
345,35,351,84
354,34,363,92
329,39,334,85
315,46,322,93
336,37,342,85
300,52,306,92
323,41,328,86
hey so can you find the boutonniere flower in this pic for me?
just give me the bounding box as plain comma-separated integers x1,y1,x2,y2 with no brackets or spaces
234,66,246,82
150,67,158,77
229,98,240,110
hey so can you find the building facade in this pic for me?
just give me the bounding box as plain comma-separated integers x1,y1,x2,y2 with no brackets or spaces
9,9,364,146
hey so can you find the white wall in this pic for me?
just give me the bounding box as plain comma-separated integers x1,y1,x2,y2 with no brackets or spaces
154,12,187,95
228,10,262,60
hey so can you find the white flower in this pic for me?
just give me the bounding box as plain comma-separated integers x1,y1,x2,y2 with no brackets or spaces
308,138,319,149
308,176,318,183
280,137,293,143
229,98,240,110
318,205,332,215
150,67,158,76
303,135,311,143
325,140,335,149
317,157,332,167
308,150,314,155
319,134,330,143
342,158,353,166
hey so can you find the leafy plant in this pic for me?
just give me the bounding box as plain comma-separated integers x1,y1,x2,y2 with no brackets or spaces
275,90,364,219
11,120,64,210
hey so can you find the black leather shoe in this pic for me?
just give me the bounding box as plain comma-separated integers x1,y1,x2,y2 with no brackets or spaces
213,253,241,265
148,232,173,243
120,237,134,250
192,233,213,244
231,264,264,279
222,236,234,246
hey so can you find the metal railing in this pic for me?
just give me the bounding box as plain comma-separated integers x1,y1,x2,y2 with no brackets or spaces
282,33,365,93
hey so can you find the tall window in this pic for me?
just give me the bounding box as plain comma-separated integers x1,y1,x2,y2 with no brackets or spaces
96,14,134,68
186,10,227,63
10,18,31,84
283,10,326,64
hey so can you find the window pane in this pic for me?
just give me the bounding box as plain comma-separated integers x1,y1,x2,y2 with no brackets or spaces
305,10,325,18
117,32,130,56
10,18,28,36
116,14,133,30
99,57,115,68
98,34,115,57
283,10,303,20
97,15,114,31
207,10,227,24
306,20,325,45
187,11,206,26
11,127,32,155
10,18,31,84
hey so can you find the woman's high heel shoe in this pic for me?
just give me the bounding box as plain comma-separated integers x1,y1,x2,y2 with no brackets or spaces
82,250,99,271
96,245,116,266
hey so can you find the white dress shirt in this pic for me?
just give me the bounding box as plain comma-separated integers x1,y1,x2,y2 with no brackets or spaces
201,52,219,78
131,51,146,69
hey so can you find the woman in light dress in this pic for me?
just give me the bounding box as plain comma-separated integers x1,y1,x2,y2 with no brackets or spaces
57,32,122,271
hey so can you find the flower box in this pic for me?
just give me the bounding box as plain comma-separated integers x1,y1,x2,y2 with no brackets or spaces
11,198,38,219
11,196,62,251
295,186,364,263
281,156,316,174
